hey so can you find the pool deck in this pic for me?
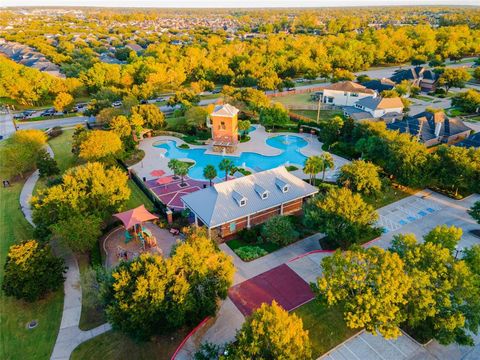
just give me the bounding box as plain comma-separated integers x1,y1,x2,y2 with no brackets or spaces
130,125,350,182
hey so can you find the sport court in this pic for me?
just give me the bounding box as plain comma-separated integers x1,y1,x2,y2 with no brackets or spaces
146,176,209,210
228,264,315,316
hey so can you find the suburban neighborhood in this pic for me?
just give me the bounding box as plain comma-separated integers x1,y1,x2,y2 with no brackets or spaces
0,4,480,360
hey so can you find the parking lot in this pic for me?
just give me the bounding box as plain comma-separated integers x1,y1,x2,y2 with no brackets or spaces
320,331,434,360
377,195,443,233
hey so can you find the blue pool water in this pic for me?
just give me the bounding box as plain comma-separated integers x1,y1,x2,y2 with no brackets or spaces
154,134,308,180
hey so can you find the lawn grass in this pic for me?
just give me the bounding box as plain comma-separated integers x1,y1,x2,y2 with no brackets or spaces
294,299,359,358
165,116,186,131
0,153,63,359
34,129,77,195
413,95,433,102
70,328,190,360
125,180,155,211
48,129,77,173
362,183,413,209
273,93,315,107
291,109,344,122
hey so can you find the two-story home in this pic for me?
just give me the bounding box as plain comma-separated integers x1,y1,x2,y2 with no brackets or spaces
390,66,439,92
315,81,377,107
387,111,472,147
343,96,404,122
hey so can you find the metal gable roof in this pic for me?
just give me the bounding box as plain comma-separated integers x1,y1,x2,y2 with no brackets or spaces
181,166,318,228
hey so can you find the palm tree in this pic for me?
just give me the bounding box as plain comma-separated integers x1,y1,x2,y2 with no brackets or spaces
168,159,180,177
203,164,217,186
320,152,334,181
176,162,189,186
219,158,234,181
303,156,322,184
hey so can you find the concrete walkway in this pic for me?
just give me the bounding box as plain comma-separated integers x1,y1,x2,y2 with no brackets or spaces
18,143,111,360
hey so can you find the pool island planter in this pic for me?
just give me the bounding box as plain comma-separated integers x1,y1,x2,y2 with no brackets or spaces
181,166,318,240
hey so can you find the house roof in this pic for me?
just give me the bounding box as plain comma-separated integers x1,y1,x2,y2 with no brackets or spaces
181,166,318,228
356,96,404,110
387,112,472,142
362,78,395,92
211,103,239,117
343,106,375,121
455,132,480,149
323,81,376,95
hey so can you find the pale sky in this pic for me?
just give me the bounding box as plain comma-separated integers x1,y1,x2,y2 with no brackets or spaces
1,0,479,8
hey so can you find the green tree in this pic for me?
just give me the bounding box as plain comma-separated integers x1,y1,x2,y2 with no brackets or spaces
0,129,47,178
36,149,60,178
318,246,411,339
303,156,323,184
203,164,217,186
304,187,378,249
237,119,251,140
319,152,334,181
259,103,289,130
31,162,130,240
469,201,480,225
261,216,298,246
51,214,103,253
219,158,234,181
227,301,311,360
101,229,234,339
2,240,65,302
131,104,165,130
390,233,480,345
79,130,123,162
438,68,472,92
337,160,381,195
53,92,74,112
320,116,344,145
452,89,480,113
185,106,209,131
423,225,462,253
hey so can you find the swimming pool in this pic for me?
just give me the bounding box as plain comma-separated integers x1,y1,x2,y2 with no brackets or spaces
154,134,308,180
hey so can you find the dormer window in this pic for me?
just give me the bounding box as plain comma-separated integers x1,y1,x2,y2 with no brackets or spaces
232,190,247,207
275,178,290,193
254,184,269,200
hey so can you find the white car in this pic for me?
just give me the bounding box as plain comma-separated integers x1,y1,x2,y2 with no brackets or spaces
112,101,122,108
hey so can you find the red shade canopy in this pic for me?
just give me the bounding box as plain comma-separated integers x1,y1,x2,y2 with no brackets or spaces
156,177,172,185
114,205,158,229
150,169,166,177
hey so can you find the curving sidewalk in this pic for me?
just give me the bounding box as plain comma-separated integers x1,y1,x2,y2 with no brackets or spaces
19,144,111,360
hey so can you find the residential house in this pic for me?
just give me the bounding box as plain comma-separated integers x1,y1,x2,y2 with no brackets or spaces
181,166,318,240
387,111,472,147
362,78,396,93
390,66,439,92
344,96,404,121
455,132,480,149
314,81,377,107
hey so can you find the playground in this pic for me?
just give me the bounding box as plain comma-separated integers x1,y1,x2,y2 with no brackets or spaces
228,264,315,316
102,205,180,268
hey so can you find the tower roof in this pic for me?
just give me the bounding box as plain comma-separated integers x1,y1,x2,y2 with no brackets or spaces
211,104,239,117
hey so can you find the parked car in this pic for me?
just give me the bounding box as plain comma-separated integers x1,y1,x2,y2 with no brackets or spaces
112,101,122,108
41,109,56,116
140,99,148,105
23,110,35,117
212,89,221,94
13,113,25,119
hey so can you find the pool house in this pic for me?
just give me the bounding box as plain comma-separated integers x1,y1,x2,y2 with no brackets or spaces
181,166,318,240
